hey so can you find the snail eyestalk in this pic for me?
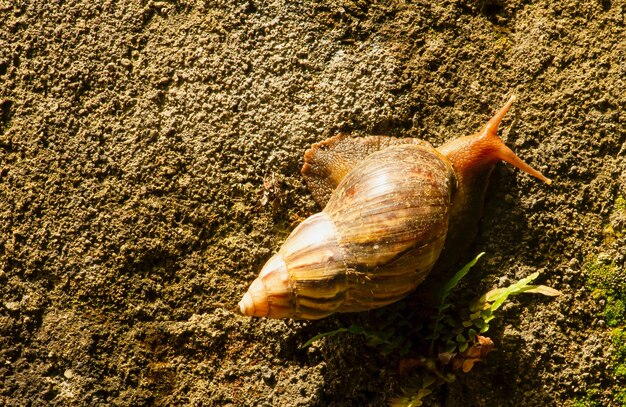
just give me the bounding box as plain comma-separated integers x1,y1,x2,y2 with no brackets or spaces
437,95,552,185
482,95,551,184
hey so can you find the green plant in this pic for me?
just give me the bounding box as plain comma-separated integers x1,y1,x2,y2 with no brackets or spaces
423,254,560,373
388,370,438,407
428,252,485,353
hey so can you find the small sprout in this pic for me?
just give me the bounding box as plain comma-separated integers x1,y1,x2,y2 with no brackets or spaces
301,327,350,348
468,329,477,341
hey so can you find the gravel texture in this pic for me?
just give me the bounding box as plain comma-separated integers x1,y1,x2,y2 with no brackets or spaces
1,1,625,405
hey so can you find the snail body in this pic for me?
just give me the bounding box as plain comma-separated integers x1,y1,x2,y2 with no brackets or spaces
239,96,551,319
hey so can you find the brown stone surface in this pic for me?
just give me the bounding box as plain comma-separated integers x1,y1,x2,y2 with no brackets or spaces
0,1,624,405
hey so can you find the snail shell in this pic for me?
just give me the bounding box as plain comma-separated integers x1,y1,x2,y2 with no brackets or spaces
239,96,550,319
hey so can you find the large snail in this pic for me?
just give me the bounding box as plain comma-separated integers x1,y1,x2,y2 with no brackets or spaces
239,96,551,320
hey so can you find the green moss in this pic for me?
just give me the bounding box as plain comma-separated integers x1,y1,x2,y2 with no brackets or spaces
615,389,626,407
572,384,626,407
617,365,626,380
585,257,626,326
584,262,626,406
615,194,626,212
605,298,626,327
612,328,626,379
586,258,625,293
572,388,601,407
607,195,626,242
603,224,623,243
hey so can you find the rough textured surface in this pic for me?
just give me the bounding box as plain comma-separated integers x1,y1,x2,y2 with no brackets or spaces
0,0,625,405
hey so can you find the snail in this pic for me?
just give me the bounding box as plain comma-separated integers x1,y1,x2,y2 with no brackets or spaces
239,96,551,319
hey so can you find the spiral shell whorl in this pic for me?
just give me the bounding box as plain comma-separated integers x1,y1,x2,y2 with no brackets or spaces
238,253,293,318
325,145,453,267
239,212,348,319
324,144,453,311
240,144,454,319
280,212,348,319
